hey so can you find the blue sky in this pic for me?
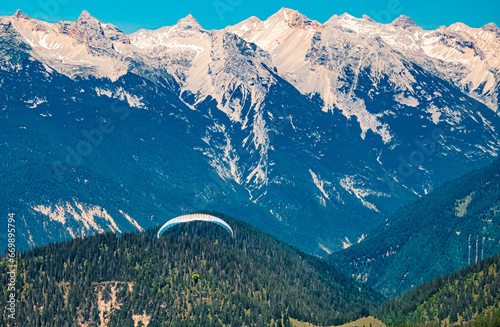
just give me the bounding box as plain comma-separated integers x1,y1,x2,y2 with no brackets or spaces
1,0,498,33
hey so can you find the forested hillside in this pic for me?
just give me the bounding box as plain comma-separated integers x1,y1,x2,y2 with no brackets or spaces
0,212,383,326
376,253,500,326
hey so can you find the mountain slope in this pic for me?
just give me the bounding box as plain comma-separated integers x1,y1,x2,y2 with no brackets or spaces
0,12,395,254
0,213,384,326
376,253,500,326
0,53,283,250
329,158,500,298
0,33,393,254
229,9,500,189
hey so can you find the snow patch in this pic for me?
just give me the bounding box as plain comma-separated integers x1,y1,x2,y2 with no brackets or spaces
340,176,382,212
426,105,442,124
331,94,392,143
357,234,367,243
309,169,330,202
26,97,47,108
394,93,419,107
342,236,352,249
95,87,145,109
318,243,332,254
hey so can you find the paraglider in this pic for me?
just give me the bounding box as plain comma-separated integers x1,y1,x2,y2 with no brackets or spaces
158,213,234,285
157,213,234,238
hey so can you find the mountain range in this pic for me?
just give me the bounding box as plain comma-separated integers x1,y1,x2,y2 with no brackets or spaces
1,8,500,254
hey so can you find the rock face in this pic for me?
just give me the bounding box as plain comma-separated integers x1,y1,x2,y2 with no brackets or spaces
1,8,500,254
14,9,29,20
60,10,120,56
482,22,499,34
390,15,419,29
229,10,500,112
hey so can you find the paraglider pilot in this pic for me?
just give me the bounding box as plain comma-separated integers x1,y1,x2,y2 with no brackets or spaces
192,274,199,284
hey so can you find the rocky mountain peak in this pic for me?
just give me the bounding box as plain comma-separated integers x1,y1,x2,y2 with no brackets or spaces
244,16,261,24
14,9,29,19
226,16,261,37
58,10,120,57
271,8,321,29
362,14,375,22
324,13,357,26
482,22,499,34
390,15,419,29
72,10,104,38
176,14,203,30
447,22,469,32
77,10,99,23
339,13,355,19
234,15,261,28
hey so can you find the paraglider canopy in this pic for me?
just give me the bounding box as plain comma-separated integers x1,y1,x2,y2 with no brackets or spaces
192,274,199,284
157,213,234,238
